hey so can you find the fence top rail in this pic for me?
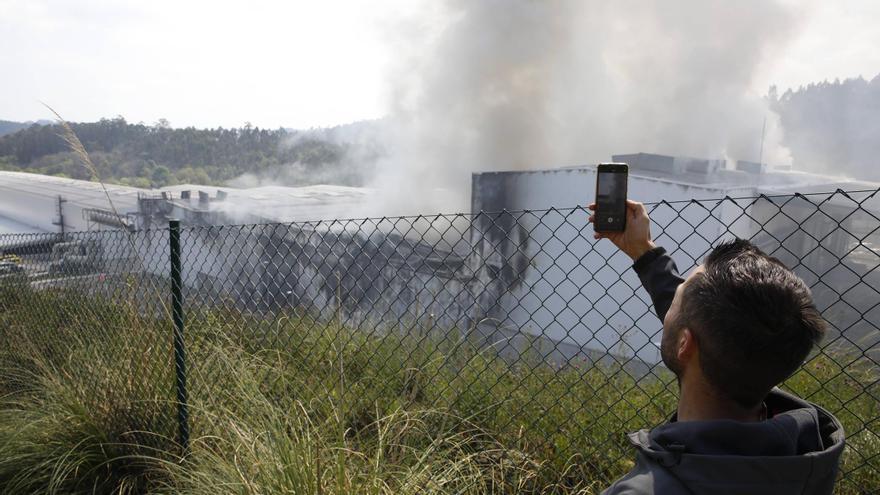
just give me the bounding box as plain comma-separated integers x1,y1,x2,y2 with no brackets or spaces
0,186,878,239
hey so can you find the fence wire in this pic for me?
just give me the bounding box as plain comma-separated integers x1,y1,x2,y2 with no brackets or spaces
0,188,878,493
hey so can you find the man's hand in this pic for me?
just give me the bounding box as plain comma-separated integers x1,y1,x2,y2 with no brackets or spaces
588,200,656,261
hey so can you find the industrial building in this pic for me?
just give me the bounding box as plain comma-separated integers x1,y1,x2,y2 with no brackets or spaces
1,154,877,368
469,153,880,366
0,171,375,233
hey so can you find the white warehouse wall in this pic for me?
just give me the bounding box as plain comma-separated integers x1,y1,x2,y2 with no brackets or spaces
0,187,60,232
470,167,763,366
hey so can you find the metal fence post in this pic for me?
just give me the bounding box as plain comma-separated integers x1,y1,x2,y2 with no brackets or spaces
169,219,190,451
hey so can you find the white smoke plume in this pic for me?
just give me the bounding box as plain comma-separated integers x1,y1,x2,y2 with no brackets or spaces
368,0,803,213
228,120,387,190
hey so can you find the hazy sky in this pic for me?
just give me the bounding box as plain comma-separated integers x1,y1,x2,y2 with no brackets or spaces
2,0,879,129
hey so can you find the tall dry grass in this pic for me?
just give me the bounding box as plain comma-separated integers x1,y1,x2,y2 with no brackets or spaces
2,281,877,494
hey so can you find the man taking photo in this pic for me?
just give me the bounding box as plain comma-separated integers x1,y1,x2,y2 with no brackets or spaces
589,200,845,495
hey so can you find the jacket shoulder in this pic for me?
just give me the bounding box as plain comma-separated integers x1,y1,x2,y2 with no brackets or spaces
602,453,690,495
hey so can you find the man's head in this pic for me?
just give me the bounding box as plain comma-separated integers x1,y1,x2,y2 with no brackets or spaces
662,239,826,408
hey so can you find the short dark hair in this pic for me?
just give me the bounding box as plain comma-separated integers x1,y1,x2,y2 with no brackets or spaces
680,239,826,408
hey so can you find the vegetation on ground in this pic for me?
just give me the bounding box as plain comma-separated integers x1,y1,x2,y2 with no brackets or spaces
0,281,877,494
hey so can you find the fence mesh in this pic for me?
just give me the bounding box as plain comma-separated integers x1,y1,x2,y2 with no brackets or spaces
0,188,878,493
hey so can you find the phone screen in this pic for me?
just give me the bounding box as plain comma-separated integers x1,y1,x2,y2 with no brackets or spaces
596,166,628,231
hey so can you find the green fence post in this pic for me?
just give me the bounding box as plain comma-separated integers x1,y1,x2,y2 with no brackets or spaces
169,219,190,451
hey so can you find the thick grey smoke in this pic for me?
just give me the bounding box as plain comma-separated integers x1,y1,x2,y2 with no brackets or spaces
369,0,802,213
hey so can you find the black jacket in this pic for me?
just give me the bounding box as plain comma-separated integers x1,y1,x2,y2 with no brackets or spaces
602,247,845,495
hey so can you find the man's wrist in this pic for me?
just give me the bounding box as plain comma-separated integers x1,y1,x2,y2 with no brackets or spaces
626,241,656,261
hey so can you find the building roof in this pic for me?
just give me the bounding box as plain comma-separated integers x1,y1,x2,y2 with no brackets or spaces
192,184,375,223
476,154,880,194
0,171,143,212
0,171,376,227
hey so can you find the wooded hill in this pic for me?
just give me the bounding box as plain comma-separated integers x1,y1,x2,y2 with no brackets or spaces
0,118,378,188
769,74,880,181
0,120,47,138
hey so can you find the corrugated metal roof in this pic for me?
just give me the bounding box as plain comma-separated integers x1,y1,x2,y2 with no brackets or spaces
0,171,142,212
210,185,374,223
481,160,880,193
0,171,375,225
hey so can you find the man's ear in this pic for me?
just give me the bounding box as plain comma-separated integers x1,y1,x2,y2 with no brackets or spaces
678,328,698,363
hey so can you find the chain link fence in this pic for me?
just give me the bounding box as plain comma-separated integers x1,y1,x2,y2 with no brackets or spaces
0,188,878,492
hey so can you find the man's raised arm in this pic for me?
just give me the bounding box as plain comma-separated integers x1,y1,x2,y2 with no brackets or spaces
588,200,684,322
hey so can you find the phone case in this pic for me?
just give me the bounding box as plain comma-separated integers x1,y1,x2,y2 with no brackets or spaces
594,163,628,232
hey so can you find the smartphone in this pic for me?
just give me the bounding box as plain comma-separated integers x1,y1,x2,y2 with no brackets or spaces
594,163,628,232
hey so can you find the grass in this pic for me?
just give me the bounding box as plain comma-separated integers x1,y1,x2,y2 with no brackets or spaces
0,281,877,494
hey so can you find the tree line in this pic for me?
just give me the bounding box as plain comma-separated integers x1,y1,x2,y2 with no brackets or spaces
0,120,37,138
770,74,880,181
0,118,363,188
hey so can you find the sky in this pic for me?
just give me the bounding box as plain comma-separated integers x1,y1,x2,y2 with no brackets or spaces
1,0,880,129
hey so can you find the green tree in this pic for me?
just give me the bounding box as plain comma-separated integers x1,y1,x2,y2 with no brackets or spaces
151,165,171,187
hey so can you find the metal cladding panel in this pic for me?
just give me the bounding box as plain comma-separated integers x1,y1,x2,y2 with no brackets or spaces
469,167,740,364
613,153,676,173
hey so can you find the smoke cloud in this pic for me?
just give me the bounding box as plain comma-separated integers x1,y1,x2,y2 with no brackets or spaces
228,121,386,190
369,0,804,213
